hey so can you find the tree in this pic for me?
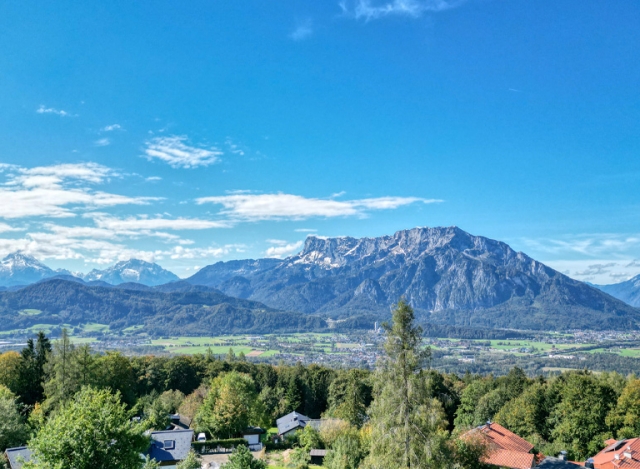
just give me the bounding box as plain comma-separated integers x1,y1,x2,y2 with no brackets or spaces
323,429,364,469
0,386,28,452
43,329,79,410
606,378,640,438
25,387,149,469
0,352,22,394
299,424,322,451
362,300,450,469
141,456,160,469
550,372,616,460
194,371,262,439
287,448,310,469
16,332,51,406
176,449,201,469
222,444,266,469
327,369,371,427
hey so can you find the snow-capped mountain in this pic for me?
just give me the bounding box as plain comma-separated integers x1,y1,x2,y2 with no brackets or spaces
187,226,639,331
82,259,179,286
0,252,71,287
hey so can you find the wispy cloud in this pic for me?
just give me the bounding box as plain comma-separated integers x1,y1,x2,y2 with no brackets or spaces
0,163,157,219
573,262,618,277
522,234,640,257
143,136,223,168
290,20,313,41
295,228,318,233
36,105,75,117
339,0,466,21
196,193,440,221
95,138,110,147
265,239,304,258
102,124,122,132
89,213,230,231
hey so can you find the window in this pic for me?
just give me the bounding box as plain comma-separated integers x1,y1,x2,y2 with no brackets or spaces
164,440,175,450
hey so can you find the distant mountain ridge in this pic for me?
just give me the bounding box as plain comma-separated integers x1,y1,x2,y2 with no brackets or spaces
595,275,640,307
187,226,640,331
0,252,72,287
0,253,179,287
81,259,179,286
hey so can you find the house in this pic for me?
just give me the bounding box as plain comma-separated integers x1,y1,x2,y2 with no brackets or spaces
243,426,265,450
537,455,585,468
4,447,32,469
464,422,536,469
146,429,194,468
586,437,640,468
276,411,311,437
310,449,327,465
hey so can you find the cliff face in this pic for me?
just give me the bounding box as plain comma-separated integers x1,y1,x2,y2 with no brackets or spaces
187,227,640,331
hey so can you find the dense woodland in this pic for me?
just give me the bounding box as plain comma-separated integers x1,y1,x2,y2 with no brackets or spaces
0,302,639,467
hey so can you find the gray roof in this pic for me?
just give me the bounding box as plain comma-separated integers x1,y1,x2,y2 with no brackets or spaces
276,411,310,435
5,447,32,469
147,429,193,462
537,457,585,468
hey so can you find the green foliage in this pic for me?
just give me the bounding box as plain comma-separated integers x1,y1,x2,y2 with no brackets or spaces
326,369,371,427
323,429,364,469
141,456,160,469
550,372,616,460
362,300,451,469
0,386,28,452
192,438,248,452
176,449,201,469
16,332,51,406
298,424,322,451
221,444,266,469
25,386,149,469
194,371,263,439
606,378,640,438
287,447,310,469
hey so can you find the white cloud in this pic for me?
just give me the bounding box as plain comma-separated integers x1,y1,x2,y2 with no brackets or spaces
89,213,230,231
36,105,75,117
542,259,640,285
145,176,162,182
290,21,313,41
0,223,20,233
143,136,223,168
95,138,110,147
196,193,439,220
295,228,318,233
339,0,465,20
102,124,122,132
265,240,304,258
0,163,157,219
521,234,640,257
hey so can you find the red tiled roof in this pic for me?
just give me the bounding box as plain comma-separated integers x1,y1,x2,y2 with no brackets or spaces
464,423,535,469
592,438,640,469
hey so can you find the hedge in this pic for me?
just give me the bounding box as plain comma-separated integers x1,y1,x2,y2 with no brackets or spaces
192,438,248,454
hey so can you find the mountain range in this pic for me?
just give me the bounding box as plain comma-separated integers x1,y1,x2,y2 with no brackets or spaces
1,226,639,333
0,254,178,288
595,275,640,308
186,227,640,331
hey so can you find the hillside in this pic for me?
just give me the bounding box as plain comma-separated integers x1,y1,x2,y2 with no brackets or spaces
595,275,640,307
0,279,325,335
187,226,640,331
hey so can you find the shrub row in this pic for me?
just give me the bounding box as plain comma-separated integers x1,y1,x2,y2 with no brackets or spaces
192,438,248,453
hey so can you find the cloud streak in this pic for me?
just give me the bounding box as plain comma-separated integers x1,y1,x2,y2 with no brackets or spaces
196,193,440,220
143,136,223,168
290,21,313,41
36,105,75,117
0,163,156,219
339,0,466,21
265,239,304,258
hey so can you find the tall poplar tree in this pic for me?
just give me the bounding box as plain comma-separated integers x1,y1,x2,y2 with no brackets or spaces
362,300,450,469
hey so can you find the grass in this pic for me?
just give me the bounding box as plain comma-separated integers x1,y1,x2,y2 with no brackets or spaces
80,323,110,333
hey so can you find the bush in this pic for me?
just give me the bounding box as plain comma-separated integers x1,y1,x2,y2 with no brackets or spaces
192,438,248,454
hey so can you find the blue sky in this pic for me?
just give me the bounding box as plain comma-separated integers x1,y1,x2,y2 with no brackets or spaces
0,0,638,283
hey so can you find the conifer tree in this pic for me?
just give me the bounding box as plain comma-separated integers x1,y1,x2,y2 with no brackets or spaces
362,300,449,469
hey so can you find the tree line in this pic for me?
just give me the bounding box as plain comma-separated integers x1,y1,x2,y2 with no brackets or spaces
0,301,639,467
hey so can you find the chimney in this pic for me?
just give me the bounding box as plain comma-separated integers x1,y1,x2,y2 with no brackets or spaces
584,459,595,469
558,451,567,461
